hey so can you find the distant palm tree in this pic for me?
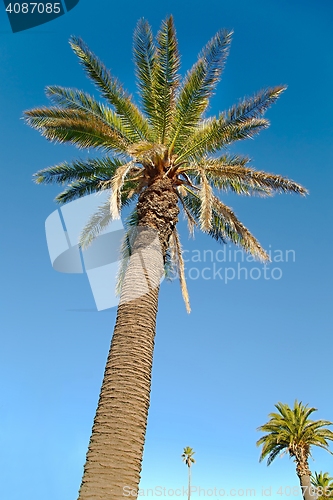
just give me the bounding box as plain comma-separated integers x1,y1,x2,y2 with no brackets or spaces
25,15,307,500
311,472,333,499
257,401,333,500
182,447,196,500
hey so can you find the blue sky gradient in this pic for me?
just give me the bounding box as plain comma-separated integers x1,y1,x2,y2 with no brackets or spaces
0,1,332,499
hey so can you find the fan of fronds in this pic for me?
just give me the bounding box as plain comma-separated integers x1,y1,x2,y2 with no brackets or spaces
25,15,308,312
257,401,333,466
311,472,333,499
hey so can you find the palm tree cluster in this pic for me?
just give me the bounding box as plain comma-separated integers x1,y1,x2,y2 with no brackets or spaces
25,15,307,500
257,401,333,500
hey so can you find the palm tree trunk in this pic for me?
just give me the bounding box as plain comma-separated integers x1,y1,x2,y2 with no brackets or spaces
297,462,316,500
78,177,179,500
188,465,191,500
298,474,317,500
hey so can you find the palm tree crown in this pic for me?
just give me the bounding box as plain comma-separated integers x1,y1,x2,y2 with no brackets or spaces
182,446,196,468
25,15,307,312
257,401,333,469
257,401,333,500
311,472,333,499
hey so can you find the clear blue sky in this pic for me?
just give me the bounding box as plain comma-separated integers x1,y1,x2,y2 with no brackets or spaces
1,1,333,499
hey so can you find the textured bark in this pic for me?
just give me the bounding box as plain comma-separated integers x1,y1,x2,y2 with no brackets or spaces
137,177,179,259
78,177,179,500
298,474,316,500
297,461,316,500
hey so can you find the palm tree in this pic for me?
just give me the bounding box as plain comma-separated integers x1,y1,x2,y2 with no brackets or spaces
257,401,333,500
311,472,333,499
25,16,308,500
182,446,196,500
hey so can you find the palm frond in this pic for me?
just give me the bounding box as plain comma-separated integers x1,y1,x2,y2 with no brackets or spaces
152,15,180,143
69,36,152,142
175,86,285,161
163,247,174,280
198,170,213,231
176,188,197,236
184,157,308,196
225,86,286,124
109,162,136,219
79,197,113,249
24,107,128,152
169,229,191,313
55,178,108,204
176,116,269,161
127,141,168,170
182,187,269,261
25,106,83,126
45,85,132,144
211,195,269,260
54,164,138,206
170,29,232,151
33,156,123,185
181,155,268,196
311,471,333,495
257,401,333,468
133,18,158,125
79,191,136,249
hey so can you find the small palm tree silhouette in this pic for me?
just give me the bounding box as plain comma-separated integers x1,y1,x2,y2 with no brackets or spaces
182,446,196,500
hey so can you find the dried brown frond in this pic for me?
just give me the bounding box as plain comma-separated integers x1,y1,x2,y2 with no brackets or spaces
176,188,197,237
199,170,213,231
128,142,168,160
170,229,191,313
110,162,136,218
212,196,270,261
177,185,187,197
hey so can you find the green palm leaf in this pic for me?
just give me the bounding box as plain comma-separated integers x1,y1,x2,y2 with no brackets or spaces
33,157,123,185
55,178,108,204
311,472,333,499
176,116,270,161
185,156,308,196
182,187,269,260
226,86,286,123
152,15,180,143
79,197,113,249
45,86,132,144
24,107,128,152
170,29,232,152
79,191,136,249
133,18,157,125
69,36,152,142
257,401,333,466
